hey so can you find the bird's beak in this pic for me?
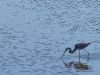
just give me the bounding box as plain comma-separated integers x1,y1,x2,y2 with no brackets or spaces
63,50,67,56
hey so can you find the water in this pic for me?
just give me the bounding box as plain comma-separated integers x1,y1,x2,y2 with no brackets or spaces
0,0,100,75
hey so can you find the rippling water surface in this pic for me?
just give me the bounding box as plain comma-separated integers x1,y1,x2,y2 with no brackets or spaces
0,0,100,75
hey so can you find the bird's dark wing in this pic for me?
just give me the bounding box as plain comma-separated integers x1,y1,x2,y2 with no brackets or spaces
75,43,91,49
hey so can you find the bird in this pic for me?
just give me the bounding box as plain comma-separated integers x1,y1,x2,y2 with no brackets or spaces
63,42,92,63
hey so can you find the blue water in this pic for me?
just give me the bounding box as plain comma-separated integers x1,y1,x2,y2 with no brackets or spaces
0,0,100,75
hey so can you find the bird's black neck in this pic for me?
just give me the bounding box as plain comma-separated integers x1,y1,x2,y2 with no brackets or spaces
67,47,77,53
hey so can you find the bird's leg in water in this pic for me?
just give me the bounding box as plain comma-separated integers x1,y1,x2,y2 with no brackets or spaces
84,49,89,62
79,49,80,63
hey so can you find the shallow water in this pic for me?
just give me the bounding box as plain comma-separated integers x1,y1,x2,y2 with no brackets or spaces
0,0,100,75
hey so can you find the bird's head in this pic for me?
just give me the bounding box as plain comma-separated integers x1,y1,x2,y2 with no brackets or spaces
63,48,71,56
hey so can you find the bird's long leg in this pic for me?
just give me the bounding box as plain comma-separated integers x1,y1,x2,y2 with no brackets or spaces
84,49,89,62
79,49,80,63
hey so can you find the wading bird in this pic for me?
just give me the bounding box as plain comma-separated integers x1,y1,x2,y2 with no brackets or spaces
63,42,92,62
